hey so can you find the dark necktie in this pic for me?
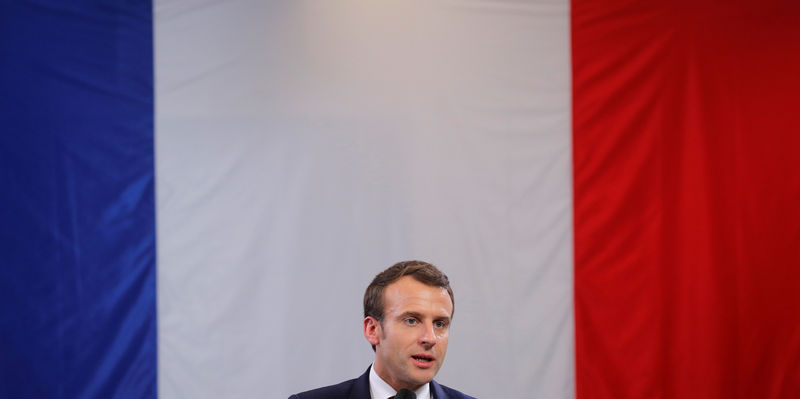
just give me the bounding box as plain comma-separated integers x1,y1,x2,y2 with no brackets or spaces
390,388,416,399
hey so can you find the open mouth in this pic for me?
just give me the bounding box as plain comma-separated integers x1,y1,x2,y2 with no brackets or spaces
411,354,435,367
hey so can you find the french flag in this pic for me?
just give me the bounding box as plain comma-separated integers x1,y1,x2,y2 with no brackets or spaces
2,1,798,398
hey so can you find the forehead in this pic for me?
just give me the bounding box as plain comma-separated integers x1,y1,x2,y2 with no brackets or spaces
383,275,453,316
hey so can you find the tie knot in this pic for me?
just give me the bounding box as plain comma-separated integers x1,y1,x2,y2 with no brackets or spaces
391,388,416,399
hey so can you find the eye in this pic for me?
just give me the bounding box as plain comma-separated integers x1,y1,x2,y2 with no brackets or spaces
434,320,448,329
404,318,418,325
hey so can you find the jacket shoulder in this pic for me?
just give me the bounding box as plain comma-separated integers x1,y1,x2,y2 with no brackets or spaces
433,381,477,399
289,367,371,399
289,378,357,399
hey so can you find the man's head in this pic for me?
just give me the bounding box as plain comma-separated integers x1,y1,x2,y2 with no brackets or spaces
362,260,455,391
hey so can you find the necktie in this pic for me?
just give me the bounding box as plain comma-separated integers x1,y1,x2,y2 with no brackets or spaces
390,388,416,399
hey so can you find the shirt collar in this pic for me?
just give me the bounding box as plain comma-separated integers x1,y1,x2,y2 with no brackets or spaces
369,363,431,399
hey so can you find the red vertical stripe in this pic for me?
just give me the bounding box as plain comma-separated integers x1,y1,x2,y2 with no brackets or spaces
572,2,800,398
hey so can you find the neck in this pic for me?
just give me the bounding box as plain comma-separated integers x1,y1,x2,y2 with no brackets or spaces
373,361,424,391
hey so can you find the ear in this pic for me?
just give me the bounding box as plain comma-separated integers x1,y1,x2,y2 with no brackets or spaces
363,316,381,347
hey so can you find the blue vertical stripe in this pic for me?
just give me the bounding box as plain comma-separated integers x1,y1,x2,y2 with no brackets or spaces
0,1,156,397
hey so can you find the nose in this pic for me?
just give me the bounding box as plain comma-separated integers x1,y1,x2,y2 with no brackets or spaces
418,322,438,348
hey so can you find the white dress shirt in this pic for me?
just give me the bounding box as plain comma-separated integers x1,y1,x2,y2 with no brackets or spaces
369,364,431,399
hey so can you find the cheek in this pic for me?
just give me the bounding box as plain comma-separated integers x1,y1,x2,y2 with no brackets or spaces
397,328,422,347
437,333,449,349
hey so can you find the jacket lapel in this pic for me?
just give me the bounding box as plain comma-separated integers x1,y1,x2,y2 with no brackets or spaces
430,380,447,399
349,366,372,399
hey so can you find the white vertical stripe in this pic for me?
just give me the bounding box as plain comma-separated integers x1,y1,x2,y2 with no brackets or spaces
155,1,573,397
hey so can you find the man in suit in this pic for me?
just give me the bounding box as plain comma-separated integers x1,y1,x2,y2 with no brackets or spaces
290,260,475,399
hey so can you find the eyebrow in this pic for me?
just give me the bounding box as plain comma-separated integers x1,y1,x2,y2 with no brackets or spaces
398,311,451,322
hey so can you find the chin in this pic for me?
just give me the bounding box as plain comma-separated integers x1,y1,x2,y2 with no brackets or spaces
411,368,437,382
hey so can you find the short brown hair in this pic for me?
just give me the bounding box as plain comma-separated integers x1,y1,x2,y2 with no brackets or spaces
364,260,455,323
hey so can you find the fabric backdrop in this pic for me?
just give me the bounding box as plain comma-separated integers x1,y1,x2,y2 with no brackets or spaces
1,2,156,398
155,1,572,398
2,1,799,398
572,1,800,397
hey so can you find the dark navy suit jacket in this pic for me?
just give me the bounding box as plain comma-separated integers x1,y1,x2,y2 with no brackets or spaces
289,366,475,399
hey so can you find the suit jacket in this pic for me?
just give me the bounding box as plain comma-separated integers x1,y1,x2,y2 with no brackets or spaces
289,366,475,399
